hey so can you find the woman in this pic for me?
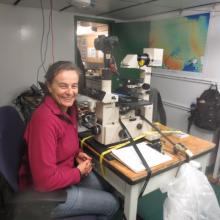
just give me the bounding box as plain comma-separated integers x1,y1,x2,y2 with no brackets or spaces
19,61,119,219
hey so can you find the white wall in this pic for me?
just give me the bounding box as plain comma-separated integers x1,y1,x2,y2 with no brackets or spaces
0,4,75,106
1,3,220,142
149,6,220,141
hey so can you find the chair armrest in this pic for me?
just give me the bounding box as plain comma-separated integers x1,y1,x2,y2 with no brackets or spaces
12,189,67,204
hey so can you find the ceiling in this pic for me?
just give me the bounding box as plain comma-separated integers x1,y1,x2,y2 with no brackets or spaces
1,0,220,21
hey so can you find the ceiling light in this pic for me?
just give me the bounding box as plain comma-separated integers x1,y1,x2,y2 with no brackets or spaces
71,0,95,8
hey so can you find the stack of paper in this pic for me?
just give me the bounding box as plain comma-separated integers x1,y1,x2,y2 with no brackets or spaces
111,142,172,173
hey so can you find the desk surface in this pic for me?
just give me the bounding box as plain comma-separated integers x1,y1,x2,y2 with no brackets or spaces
81,126,215,184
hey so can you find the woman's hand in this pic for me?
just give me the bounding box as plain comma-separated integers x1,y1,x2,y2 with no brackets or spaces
76,152,92,165
77,159,92,176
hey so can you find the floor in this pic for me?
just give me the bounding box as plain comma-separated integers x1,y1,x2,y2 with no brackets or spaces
114,180,220,220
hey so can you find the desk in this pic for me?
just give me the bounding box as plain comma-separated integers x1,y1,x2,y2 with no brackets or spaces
80,129,215,220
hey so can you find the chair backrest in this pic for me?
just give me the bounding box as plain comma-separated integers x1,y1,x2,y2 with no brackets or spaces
0,106,25,192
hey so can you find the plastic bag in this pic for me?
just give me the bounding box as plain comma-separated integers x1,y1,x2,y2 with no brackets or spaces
160,161,220,220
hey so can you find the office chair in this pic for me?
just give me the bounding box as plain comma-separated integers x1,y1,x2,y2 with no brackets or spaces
0,106,97,220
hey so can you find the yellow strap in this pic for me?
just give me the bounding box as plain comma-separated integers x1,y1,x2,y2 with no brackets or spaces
80,135,93,150
80,130,181,176
99,134,146,176
153,122,161,126
152,122,182,134
99,148,113,176
162,130,182,134
143,130,182,135
99,129,182,176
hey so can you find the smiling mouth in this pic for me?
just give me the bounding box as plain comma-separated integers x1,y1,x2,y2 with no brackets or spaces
63,98,74,102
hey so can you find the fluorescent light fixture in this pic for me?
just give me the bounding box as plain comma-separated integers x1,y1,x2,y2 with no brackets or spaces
72,0,95,8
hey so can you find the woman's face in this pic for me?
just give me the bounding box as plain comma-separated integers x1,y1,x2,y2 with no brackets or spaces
48,70,79,112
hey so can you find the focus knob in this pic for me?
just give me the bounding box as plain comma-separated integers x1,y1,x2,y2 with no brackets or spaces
142,83,150,90
118,129,127,139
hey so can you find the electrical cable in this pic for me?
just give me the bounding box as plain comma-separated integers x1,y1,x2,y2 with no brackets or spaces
43,11,52,66
118,118,152,198
42,7,52,72
36,0,45,85
36,0,52,85
50,0,55,63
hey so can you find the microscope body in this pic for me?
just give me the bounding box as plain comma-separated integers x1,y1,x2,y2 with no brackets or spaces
80,36,163,145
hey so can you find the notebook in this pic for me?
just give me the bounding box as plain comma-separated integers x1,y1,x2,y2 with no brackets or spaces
111,142,172,173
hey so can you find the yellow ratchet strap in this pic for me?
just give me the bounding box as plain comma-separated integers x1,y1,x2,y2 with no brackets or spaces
162,130,182,135
153,122,161,126
149,122,182,135
144,130,182,135
80,135,94,150
99,134,146,176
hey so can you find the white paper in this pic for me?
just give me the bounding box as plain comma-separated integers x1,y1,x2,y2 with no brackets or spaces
175,132,189,139
111,142,172,173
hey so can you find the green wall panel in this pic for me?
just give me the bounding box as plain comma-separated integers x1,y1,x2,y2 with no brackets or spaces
110,21,150,91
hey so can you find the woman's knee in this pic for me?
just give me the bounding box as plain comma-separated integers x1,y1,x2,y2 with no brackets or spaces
103,193,120,217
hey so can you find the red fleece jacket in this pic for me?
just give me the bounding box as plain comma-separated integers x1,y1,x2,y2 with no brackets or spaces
19,96,81,192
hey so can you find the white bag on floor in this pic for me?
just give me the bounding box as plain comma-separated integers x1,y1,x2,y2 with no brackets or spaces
160,162,220,220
